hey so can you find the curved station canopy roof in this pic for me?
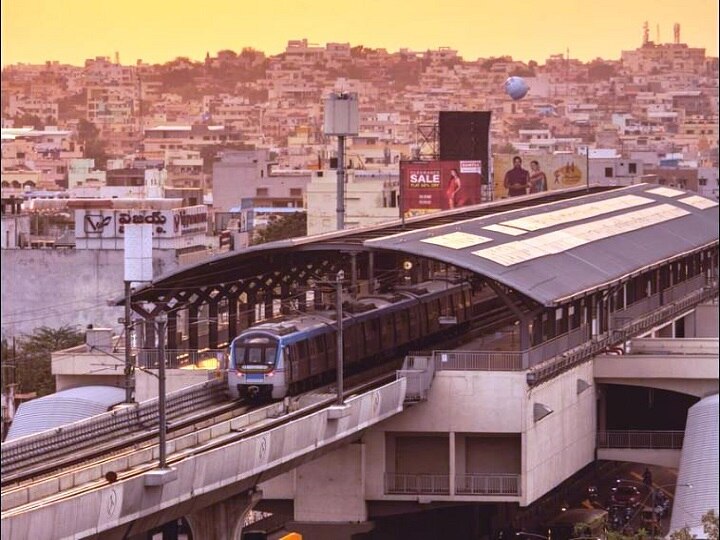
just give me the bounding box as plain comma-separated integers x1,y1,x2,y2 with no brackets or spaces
367,184,719,306
128,185,718,309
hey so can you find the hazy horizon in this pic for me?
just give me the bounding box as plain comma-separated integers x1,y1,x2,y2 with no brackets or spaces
2,0,718,68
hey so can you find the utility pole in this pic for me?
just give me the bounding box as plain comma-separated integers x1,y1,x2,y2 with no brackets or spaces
337,134,346,230
335,270,345,405
156,313,168,469
323,92,358,232
124,281,134,403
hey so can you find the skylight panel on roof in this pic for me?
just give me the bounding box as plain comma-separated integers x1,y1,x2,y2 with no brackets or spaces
471,242,549,266
420,231,492,249
677,196,718,210
472,203,689,267
647,187,685,197
499,194,653,232
482,224,527,236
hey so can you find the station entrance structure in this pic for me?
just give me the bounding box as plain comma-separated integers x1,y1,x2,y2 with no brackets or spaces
124,184,718,388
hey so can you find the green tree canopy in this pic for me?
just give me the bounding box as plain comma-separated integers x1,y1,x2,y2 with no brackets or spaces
253,212,307,245
16,326,84,397
76,119,108,168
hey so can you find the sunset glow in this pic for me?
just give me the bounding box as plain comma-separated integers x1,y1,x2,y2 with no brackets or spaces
2,0,718,67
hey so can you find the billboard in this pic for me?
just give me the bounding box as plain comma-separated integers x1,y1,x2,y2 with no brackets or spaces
400,160,483,217
439,111,492,183
493,154,588,200
76,205,208,240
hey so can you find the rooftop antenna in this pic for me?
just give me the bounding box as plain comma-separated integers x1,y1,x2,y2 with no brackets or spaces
674,23,680,44
643,21,649,45
115,51,120,65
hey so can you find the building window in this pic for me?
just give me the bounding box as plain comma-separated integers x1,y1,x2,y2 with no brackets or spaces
290,188,302,197
604,167,614,178
699,178,707,186
256,188,269,196
628,163,637,174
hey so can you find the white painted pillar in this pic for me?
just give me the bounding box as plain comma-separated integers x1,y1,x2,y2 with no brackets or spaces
294,443,367,522
449,431,456,496
185,491,261,540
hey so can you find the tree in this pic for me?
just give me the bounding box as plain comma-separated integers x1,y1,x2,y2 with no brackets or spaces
76,119,108,168
494,142,519,155
588,61,617,81
703,510,719,540
10,113,44,129
16,326,84,397
253,212,307,245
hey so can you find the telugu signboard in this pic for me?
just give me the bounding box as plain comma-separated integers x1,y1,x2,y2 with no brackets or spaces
76,206,208,240
400,160,483,218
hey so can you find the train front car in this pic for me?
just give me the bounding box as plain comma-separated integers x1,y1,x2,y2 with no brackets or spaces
228,331,286,401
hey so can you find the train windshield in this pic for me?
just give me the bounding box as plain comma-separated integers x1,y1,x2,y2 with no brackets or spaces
234,335,278,370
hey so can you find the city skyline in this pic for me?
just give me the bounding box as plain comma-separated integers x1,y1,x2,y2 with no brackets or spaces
1,0,718,67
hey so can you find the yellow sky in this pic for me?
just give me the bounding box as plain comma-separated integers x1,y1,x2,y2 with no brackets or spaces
1,0,718,67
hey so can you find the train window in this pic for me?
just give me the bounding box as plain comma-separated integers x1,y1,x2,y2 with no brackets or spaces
380,314,394,343
408,307,419,339
234,335,278,367
394,311,408,343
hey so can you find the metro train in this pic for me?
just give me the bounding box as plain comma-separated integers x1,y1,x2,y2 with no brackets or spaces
228,279,475,400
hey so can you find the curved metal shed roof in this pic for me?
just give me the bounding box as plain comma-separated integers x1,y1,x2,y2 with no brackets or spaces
669,393,719,536
5,385,125,441
366,184,719,306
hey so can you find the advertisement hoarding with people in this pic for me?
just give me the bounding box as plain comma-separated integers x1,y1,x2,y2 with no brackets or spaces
493,154,588,199
400,160,483,217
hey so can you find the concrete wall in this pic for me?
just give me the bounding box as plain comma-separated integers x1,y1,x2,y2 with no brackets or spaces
522,362,596,505
1,249,179,337
262,366,596,507
596,448,681,468
594,354,719,397
52,349,212,401
693,303,719,337
212,150,269,213
294,443,367,522
306,170,399,235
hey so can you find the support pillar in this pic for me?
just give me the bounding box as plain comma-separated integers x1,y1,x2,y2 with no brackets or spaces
208,300,219,349
281,283,291,315
188,304,199,351
186,491,262,540
227,295,238,342
314,284,324,311
290,443,373,540
167,311,178,351
264,290,273,320
247,291,257,326
143,319,156,349
449,432,456,496
298,288,307,312
350,252,358,298
368,252,375,294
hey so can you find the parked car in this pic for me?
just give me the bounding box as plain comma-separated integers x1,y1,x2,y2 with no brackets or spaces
610,483,642,508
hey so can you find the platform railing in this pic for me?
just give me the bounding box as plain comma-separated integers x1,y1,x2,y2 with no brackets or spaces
384,472,450,495
433,350,524,371
596,430,685,449
524,325,591,368
529,279,718,385
455,473,521,496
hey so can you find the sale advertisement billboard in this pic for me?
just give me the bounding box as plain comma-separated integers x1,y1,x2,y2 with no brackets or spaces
400,160,483,218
